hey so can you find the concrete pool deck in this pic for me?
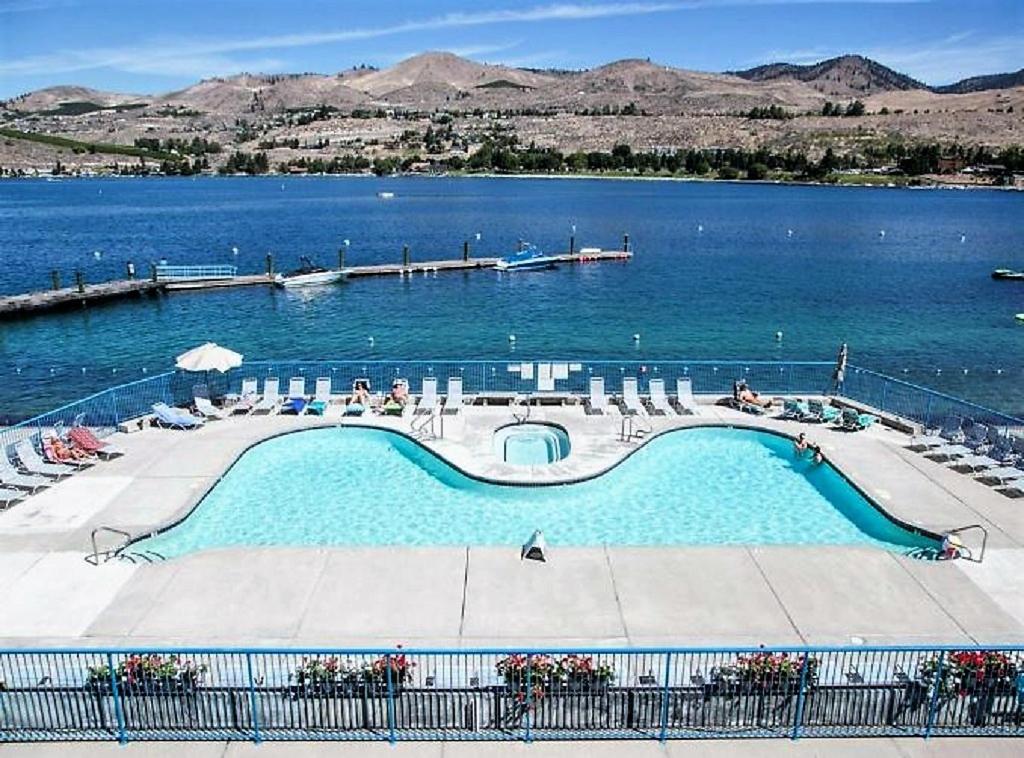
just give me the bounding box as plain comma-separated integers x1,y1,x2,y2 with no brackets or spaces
0,399,1023,649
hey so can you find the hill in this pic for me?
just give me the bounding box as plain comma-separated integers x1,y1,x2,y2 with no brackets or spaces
731,55,926,97
935,68,1024,94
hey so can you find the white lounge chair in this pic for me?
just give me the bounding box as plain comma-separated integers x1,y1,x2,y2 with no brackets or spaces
0,486,25,508
281,377,308,414
417,377,438,415
231,378,259,415
587,376,608,415
621,377,646,416
649,378,676,416
443,377,464,415
0,453,50,492
674,377,701,416
252,378,281,415
194,396,230,420
308,377,332,415
15,439,74,479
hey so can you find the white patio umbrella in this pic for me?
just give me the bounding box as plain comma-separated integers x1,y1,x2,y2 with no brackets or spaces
175,342,244,373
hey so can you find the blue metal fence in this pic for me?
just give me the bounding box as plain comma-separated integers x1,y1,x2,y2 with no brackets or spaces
0,646,1020,743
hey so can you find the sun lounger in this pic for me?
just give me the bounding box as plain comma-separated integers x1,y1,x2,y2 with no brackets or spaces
586,376,608,415
906,416,962,452
443,377,464,415
42,435,94,469
194,396,230,420
252,378,281,415
806,398,840,423
926,419,987,461
621,377,645,416
151,402,205,430
230,378,259,414
951,428,1011,472
673,377,700,416
839,407,877,431
0,486,25,508
417,377,438,415
15,439,74,479
382,379,409,416
648,378,676,416
281,377,308,415
780,398,810,421
0,452,51,492
66,422,125,460
307,377,332,416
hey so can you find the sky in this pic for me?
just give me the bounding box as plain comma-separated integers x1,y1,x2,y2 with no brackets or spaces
0,0,1021,98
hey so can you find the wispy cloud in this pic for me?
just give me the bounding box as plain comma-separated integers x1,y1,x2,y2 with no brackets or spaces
0,0,76,14
758,31,1024,84
0,0,931,79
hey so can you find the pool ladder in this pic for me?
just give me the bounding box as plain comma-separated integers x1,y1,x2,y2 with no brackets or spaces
411,408,444,440
620,413,652,443
87,526,165,566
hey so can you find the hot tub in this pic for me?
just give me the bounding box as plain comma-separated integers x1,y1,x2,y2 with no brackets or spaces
493,423,571,466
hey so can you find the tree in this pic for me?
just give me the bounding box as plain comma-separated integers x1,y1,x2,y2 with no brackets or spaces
821,101,835,117
718,166,740,180
746,162,769,180
845,100,866,117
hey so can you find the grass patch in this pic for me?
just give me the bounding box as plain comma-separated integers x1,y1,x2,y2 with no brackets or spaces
831,173,909,186
0,127,179,161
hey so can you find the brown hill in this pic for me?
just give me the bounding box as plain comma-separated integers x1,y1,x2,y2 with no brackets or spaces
152,73,369,113
345,52,554,98
731,55,926,97
4,85,147,111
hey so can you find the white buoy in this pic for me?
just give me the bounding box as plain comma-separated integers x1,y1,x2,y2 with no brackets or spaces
232,246,239,256
93,251,102,259
633,333,640,342
787,229,793,237
697,224,703,233
960,234,966,243
368,336,375,345
775,331,783,341
879,230,886,238
509,334,516,343
521,529,547,562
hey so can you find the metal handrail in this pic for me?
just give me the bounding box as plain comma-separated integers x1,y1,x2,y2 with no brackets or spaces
947,524,989,563
88,526,131,565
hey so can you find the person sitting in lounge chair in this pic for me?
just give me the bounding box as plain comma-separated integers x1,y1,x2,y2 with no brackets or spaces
382,379,409,415
736,381,772,409
47,436,94,463
349,379,370,406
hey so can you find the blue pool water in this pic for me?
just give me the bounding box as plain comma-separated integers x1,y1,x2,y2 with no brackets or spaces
494,423,571,465
135,426,935,557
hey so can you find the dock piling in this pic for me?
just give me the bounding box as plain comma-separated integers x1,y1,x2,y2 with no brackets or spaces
402,244,410,268
50,270,61,291
126,261,136,280
338,247,345,270
265,253,274,278
463,240,470,262
149,263,158,283
74,270,85,294
569,234,575,256
623,233,630,253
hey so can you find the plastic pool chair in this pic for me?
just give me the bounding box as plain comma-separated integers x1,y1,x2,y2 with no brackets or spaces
151,403,205,430
953,430,1015,473
0,486,25,508
444,376,464,416
839,407,877,431
252,378,281,415
231,378,259,415
807,398,840,424
417,377,438,415
14,439,75,479
0,452,51,492
280,377,309,415
780,398,810,421
674,377,700,416
648,378,676,416
307,377,332,416
621,377,646,416
926,418,982,461
587,376,608,415
194,396,230,420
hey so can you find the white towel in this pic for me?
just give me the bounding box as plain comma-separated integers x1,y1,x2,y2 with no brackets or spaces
520,362,534,380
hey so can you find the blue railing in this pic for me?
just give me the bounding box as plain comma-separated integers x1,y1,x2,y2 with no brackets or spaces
0,645,1020,743
4,360,1024,459
154,265,237,281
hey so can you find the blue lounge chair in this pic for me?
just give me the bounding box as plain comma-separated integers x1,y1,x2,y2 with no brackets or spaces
780,398,810,421
151,403,205,430
907,416,961,452
280,377,308,415
807,399,840,424
307,377,332,416
839,407,877,431
926,419,987,461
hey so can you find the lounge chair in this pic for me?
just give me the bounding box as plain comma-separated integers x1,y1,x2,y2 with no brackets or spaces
839,407,877,431
65,422,125,460
345,378,372,416
151,402,205,430
648,379,676,416
926,419,987,461
252,378,281,415
906,416,959,452
307,377,332,416
231,378,259,415
443,377,465,416
953,429,1015,473
0,486,25,508
417,377,438,415
621,377,646,416
194,396,230,420
780,398,810,421
807,398,840,424
977,436,1024,484
383,379,409,416
42,435,94,469
673,377,700,416
14,439,75,479
586,376,608,415
0,452,51,492
281,377,308,415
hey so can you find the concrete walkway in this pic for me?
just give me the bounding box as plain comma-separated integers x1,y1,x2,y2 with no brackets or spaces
0,400,1022,647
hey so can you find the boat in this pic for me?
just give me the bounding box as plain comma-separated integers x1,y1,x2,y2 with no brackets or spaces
377,191,395,199
494,244,559,272
273,257,346,288
992,269,1024,280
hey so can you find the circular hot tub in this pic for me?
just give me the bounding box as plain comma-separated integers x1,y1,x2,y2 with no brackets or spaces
493,423,571,466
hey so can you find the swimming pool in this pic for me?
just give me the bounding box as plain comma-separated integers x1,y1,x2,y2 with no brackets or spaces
136,427,936,557
493,423,571,465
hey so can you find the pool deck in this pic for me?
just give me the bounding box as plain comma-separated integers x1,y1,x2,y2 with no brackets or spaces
0,398,1023,650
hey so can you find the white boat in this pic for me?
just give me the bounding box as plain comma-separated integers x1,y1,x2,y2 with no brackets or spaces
377,191,395,199
274,257,346,288
494,244,559,272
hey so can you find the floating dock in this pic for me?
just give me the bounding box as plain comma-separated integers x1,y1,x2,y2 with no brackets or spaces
0,249,632,320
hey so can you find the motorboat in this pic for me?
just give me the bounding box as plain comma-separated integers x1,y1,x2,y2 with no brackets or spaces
494,244,559,272
274,257,346,288
377,191,395,199
992,269,1024,280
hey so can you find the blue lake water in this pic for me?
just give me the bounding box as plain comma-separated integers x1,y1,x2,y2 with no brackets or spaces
1,176,1023,415
135,426,936,556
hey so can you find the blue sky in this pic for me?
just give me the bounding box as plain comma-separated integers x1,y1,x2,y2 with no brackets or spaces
0,0,1021,98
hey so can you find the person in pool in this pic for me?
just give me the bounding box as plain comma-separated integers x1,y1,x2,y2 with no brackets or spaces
794,433,810,455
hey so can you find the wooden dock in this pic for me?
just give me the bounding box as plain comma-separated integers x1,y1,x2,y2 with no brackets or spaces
0,249,632,319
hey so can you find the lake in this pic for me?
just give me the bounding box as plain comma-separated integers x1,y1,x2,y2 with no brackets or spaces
1,176,1022,416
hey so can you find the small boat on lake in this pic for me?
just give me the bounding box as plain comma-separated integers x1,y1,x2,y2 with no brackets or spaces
377,191,395,199
495,244,559,272
992,269,1024,280
274,257,346,288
